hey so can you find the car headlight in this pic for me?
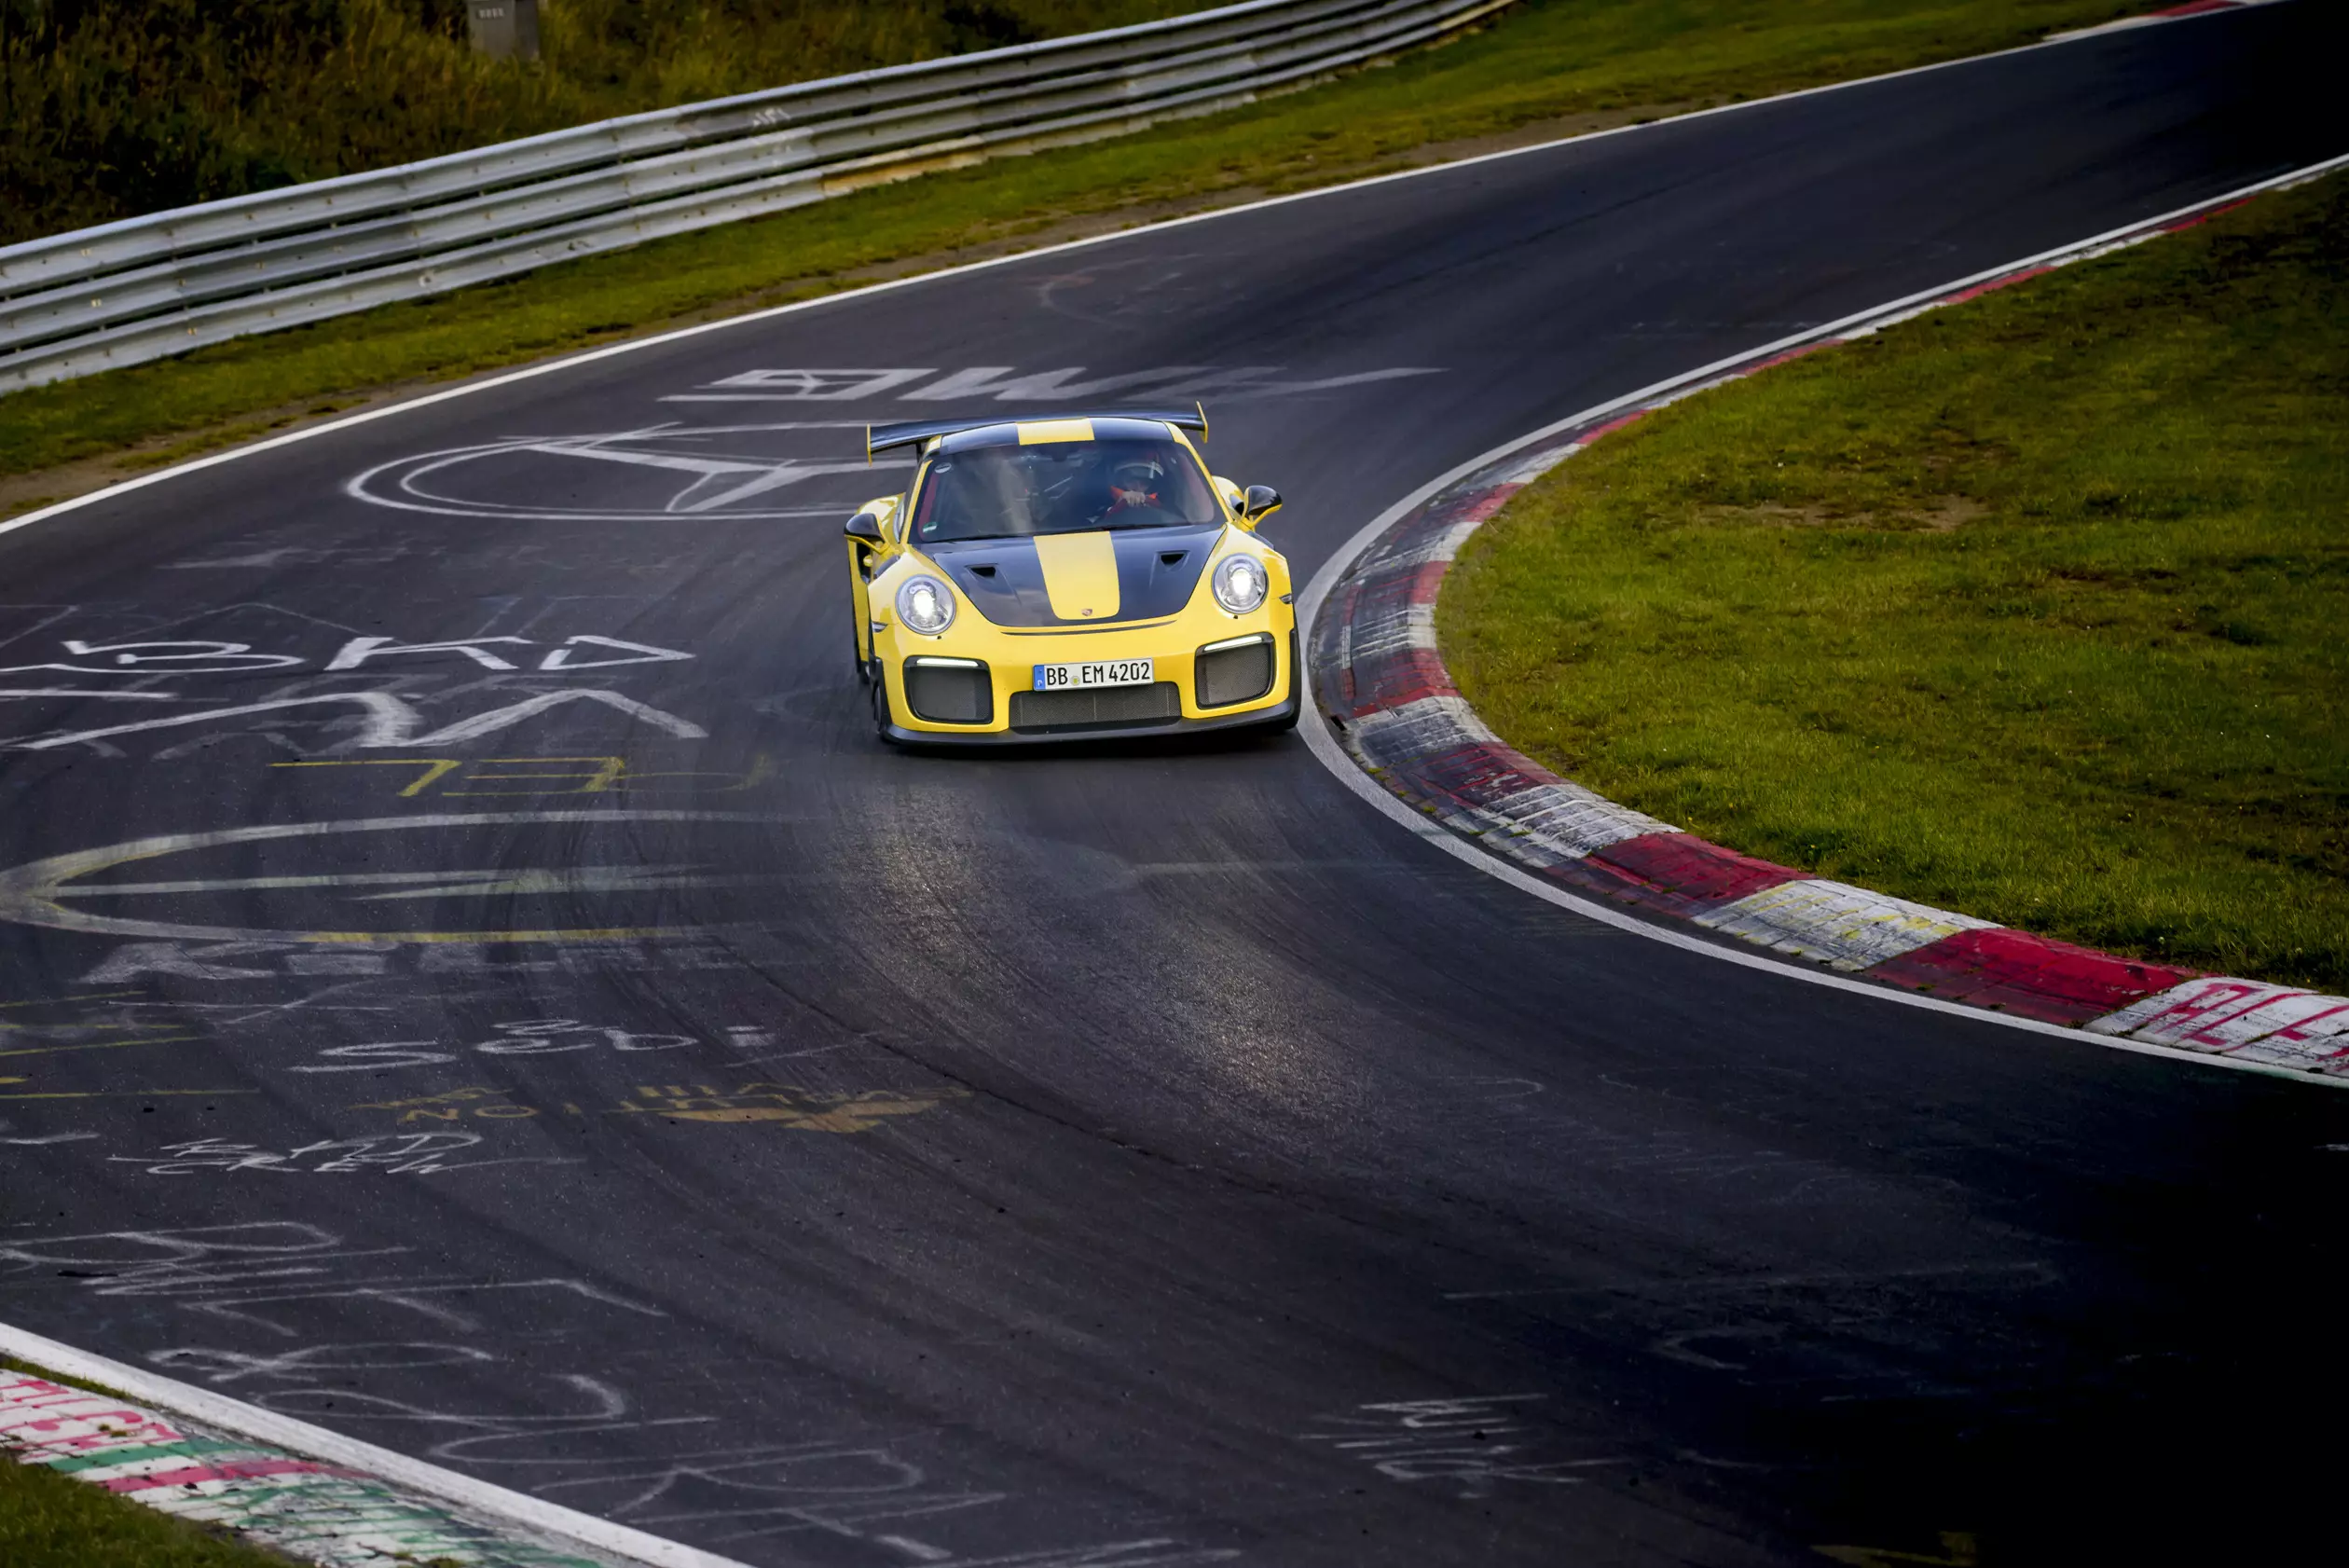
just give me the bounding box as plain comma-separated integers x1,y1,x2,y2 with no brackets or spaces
896,574,955,636
1212,553,1269,613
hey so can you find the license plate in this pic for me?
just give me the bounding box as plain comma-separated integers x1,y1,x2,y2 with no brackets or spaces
1032,658,1153,692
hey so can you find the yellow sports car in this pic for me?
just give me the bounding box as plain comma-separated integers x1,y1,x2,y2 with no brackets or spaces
845,408,1300,744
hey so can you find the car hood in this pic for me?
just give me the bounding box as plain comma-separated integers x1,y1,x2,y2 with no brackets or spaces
924,525,1227,627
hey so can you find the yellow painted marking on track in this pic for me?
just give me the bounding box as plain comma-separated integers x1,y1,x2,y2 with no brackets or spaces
349,1086,508,1111
0,992,143,1010
273,757,773,798
1016,419,1092,445
443,758,627,796
0,1034,199,1059
272,759,464,796
1033,531,1120,621
350,1081,970,1132
613,1081,970,1133
0,1088,255,1100
618,753,777,794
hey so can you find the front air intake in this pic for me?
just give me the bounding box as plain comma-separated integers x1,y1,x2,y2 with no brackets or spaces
1009,682,1182,734
905,661,993,724
1194,637,1275,708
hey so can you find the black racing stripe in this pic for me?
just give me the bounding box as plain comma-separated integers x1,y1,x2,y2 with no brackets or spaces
1112,524,1220,620
928,525,1222,626
929,537,1056,626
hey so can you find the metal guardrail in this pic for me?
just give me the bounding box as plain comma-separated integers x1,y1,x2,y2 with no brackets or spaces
0,0,1513,393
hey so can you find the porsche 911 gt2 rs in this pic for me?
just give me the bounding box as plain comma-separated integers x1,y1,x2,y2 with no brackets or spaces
844,407,1300,744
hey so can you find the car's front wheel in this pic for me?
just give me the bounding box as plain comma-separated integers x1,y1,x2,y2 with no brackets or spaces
871,666,900,744
1267,631,1304,733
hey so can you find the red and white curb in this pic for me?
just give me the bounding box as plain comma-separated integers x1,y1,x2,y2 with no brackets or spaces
1301,152,2349,1083
2050,0,2287,42
0,1326,749,1568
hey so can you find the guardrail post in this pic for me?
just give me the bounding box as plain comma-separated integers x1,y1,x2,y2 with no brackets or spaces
466,0,539,60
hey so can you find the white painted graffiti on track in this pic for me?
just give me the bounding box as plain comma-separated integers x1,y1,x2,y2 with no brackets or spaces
4,1225,1242,1563
0,613,703,757
0,1220,666,1336
292,1019,696,1073
0,632,693,679
7,687,708,756
659,364,1441,404
1296,1395,1628,1500
106,1132,579,1177
343,366,1440,522
345,422,914,522
0,810,776,944
77,936,753,983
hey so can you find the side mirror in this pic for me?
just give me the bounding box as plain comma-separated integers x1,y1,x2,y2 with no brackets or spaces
844,511,886,543
1241,485,1283,521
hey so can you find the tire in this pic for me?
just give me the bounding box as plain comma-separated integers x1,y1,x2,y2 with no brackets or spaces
871,665,900,744
1268,630,1303,732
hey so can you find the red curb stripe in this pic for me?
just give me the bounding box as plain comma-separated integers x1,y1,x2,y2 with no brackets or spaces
2104,979,2345,1053
1452,484,1523,525
1586,832,1807,912
1725,338,1846,377
2160,196,2252,232
1572,410,1646,447
1941,265,2056,307
2150,0,2245,16
1414,740,1561,805
1319,169,2329,1043
1345,648,1457,718
106,1456,346,1492
1870,927,2199,1025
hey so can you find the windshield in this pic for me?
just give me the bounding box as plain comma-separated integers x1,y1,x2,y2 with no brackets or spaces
908,437,1223,543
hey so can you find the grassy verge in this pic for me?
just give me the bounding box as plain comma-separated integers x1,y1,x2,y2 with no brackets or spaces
0,1459,298,1567
2,1,1211,245
0,0,2145,509
1441,174,2349,990
0,1360,295,1568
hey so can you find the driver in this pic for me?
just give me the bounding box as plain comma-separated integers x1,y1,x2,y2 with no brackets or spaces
1102,451,1166,517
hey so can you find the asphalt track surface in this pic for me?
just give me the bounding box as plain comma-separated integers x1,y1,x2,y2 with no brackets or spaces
3,8,2346,1564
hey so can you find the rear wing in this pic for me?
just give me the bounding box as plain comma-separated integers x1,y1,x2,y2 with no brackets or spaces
866,404,1208,461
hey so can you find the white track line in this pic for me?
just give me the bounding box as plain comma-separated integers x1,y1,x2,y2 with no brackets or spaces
0,0,2292,543
0,1321,758,1568
1295,151,2349,1090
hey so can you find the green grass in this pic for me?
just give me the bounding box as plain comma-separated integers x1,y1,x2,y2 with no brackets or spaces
0,0,1212,245
0,0,2145,496
1,1438,298,1568
1441,174,2349,990
0,1358,294,1565
0,1456,299,1566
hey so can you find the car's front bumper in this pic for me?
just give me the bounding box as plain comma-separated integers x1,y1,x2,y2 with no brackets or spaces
881,684,1299,746
876,620,1298,743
